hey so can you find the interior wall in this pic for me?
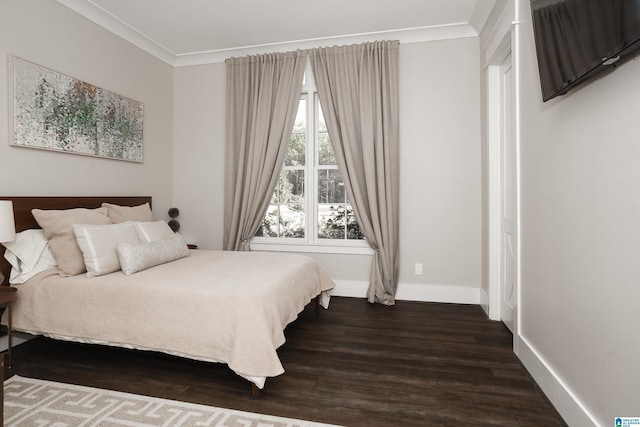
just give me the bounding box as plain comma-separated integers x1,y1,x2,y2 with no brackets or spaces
398,38,482,302
0,0,174,218
517,0,640,424
172,37,483,303
172,64,226,249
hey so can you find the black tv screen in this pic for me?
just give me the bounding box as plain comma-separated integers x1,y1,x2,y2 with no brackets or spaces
531,0,640,101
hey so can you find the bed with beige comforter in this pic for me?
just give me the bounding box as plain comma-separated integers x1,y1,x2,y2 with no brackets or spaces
3,249,334,390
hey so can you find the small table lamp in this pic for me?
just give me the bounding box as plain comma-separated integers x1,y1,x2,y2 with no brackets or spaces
0,201,16,285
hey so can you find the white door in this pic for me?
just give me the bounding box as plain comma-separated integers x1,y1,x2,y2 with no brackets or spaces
500,53,517,333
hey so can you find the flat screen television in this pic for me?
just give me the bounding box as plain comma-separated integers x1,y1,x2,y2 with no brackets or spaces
530,0,640,101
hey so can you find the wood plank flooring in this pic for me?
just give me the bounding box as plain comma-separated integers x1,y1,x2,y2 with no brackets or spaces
4,297,566,426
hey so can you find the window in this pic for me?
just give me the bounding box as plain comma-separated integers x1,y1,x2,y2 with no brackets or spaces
253,67,367,252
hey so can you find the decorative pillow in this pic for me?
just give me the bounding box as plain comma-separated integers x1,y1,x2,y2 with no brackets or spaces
117,234,190,275
102,202,153,223
32,207,111,277
73,222,140,277
133,220,175,242
2,229,57,284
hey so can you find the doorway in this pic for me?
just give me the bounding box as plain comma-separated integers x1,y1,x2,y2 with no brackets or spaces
499,52,516,333
487,37,518,337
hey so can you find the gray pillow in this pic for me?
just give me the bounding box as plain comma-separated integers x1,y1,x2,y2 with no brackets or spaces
117,234,189,275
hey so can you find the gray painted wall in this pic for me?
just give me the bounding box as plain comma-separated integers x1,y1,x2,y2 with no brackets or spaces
518,0,640,423
0,0,174,220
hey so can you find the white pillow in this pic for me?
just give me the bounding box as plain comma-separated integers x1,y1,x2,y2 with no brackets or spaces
133,220,175,242
117,234,190,275
2,229,57,284
73,222,140,277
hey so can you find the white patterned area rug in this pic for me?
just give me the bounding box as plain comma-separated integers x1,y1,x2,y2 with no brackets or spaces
4,376,342,427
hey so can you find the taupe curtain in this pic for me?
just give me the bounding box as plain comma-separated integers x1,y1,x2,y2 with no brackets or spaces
310,41,400,305
223,51,307,251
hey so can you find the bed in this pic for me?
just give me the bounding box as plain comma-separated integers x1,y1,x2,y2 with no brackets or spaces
0,196,334,397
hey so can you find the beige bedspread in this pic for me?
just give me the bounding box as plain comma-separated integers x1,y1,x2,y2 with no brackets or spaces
3,250,334,387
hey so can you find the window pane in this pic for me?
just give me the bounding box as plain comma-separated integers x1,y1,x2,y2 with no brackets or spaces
279,204,305,238
272,172,284,204
318,169,345,203
318,130,335,166
285,99,306,167
317,204,364,240
278,169,304,203
258,205,280,237
346,208,365,240
318,105,336,165
317,204,345,239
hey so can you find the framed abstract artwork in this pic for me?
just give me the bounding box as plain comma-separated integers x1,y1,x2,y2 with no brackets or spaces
9,56,144,162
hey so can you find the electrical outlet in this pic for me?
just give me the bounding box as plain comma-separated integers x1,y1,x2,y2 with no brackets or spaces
414,263,423,275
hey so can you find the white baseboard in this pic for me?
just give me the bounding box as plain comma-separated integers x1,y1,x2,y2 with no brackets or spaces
332,280,481,304
517,335,600,427
479,287,490,317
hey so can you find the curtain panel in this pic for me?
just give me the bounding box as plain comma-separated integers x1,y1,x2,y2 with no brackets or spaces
223,51,307,251
310,40,400,305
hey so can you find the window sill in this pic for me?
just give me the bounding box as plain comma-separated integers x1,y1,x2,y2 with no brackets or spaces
250,241,375,255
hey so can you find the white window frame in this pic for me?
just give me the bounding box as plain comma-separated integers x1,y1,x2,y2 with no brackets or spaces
251,61,373,256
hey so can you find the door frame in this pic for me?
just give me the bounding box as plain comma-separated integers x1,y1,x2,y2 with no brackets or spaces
487,29,520,347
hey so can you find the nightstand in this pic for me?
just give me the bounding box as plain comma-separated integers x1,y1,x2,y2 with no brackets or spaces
0,287,17,369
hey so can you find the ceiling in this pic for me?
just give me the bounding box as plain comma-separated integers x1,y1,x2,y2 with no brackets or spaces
57,0,498,66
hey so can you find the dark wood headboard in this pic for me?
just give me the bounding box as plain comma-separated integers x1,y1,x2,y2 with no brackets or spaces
0,196,152,285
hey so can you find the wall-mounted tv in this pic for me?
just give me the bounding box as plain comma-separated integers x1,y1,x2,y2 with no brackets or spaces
531,0,640,101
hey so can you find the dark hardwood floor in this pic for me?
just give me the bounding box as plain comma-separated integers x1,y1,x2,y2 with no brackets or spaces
4,297,565,426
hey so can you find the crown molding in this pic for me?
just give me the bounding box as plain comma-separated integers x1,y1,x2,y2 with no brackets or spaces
175,24,478,66
57,0,478,67
57,0,177,65
469,0,501,35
